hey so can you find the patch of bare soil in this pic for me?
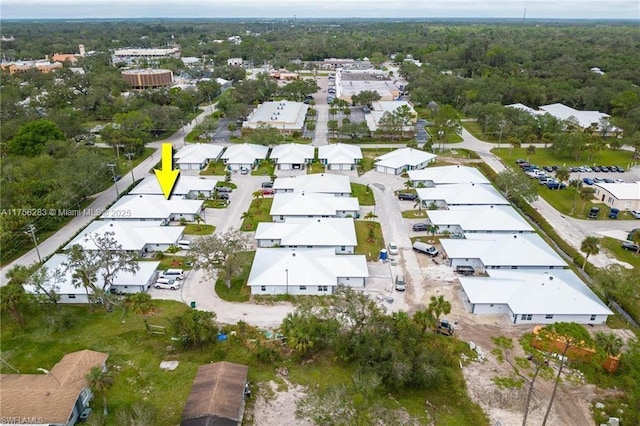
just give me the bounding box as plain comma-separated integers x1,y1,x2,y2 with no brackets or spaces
250,374,313,426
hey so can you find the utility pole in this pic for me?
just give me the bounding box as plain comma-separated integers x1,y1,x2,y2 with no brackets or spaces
107,163,120,198
497,120,507,150
25,224,42,263
124,153,136,182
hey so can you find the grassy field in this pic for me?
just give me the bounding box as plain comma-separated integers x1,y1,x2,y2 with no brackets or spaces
240,198,274,231
351,182,375,206
251,161,275,177
538,184,603,219
306,162,326,174
401,209,429,219
199,160,227,175
150,255,194,271
214,251,255,302
354,220,385,261
463,121,498,142
216,181,237,189
183,224,215,235
203,199,229,209
600,237,640,270
360,147,395,174
1,302,488,426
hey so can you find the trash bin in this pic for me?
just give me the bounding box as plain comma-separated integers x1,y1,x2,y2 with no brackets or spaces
190,301,196,309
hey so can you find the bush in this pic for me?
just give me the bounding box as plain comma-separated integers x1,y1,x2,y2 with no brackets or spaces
227,122,237,131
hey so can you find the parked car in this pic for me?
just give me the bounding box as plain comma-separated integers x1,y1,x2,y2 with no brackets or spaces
616,166,625,172
608,208,620,219
261,181,273,188
155,278,181,290
630,210,640,219
260,188,274,195
593,177,604,183
601,166,610,172
217,186,232,193
160,269,184,280
240,167,249,175
398,192,417,201
387,242,399,255
546,181,567,190
412,241,439,257
628,228,639,240
395,275,406,291
588,207,600,219
582,178,594,185
603,178,615,183
622,241,639,252
177,240,191,250
592,166,601,172
412,223,429,232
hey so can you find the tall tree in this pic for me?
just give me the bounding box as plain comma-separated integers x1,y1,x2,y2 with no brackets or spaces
594,332,623,357
8,119,65,156
191,228,251,289
171,309,218,349
580,236,600,270
427,295,451,335
0,283,30,327
495,169,539,202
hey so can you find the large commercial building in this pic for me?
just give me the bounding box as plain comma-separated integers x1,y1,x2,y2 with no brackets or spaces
112,47,181,62
243,101,309,134
336,70,402,103
122,69,173,89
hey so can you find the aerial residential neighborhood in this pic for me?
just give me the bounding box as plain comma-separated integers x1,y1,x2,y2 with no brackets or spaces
1,7,639,426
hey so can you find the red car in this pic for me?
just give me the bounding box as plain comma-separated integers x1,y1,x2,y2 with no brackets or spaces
260,188,274,195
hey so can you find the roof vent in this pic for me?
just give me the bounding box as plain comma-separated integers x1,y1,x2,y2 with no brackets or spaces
549,276,554,281
490,205,494,208
292,252,296,257
513,235,517,238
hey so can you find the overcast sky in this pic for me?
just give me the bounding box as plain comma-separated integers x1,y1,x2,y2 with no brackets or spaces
1,0,638,20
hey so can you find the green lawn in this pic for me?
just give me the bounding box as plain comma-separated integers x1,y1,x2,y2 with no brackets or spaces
241,198,274,231
199,160,227,175
350,182,375,206
214,251,255,302
203,199,229,209
183,224,215,235
251,161,275,176
149,255,194,271
463,121,498,142
599,237,640,270
216,181,237,189
354,220,385,261
539,185,603,219
401,209,429,219
306,162,326,174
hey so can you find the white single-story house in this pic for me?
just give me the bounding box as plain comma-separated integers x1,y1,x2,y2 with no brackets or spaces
100,195,204,224
408,165,490,187
318,143,363,171
459,269,612,325
247,248,368,295
220,143,269,171
593,181,640,211
273,173,352,196
174,144,225,170
374,148,436,175
506,102,616,133
26,254,160,303
130,175,218,199
441,233,567,273
64,221,185,256
364,100,417,133
416,183,508,209
255,217,357,253
242,101,308,134
427,205,534,234
270,193,360,222
269,143,315,170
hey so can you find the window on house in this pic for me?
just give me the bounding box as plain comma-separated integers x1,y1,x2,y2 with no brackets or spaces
68,294,76,299
545,314,554,319
319,285,328,292
260,286,266,292
340,246,345,251
590,315,596,321
521,314,532,321
299,286,306,290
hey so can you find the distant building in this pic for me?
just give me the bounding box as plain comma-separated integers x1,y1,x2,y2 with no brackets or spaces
227,57,243,66
1,60,63,74
112,47,180,63
374,148,436,175
364,100,417,133
593,181,640,211
506,102,615,133
336,70,401,103
243,101,309,134
121,69,173,89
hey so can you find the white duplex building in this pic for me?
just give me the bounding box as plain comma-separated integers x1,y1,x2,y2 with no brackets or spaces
247,248,368,295
408,165,490,187
416,183,509,209
175,143,224,171
27,254,160,304
273,173,352,196
270,193,360,222
130,176,218,199
255,218,357,254
427,205,534,234
318,143,362,171
374,148,436,175
441,233,567,273
269,143,315,170
65,221,185,256
459,269,612,325
101,195,204,224
220,143,269,171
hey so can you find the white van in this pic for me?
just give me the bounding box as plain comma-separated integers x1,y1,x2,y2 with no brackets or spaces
412,241,439,257
177,240,191,250
160,269,184,280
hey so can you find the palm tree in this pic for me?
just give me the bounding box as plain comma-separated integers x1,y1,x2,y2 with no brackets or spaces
193,214,204,225
126,292,153,315
595,332,623,357
364,211,378,221
412,309,435,334
555,168,570,190
428,224,440,240
579,187,595,214
428,295,451,335
86,366,114,417
580,236,600,270
0,283,28,327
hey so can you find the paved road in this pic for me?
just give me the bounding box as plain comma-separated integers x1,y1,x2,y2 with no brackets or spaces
312,104,329,146
0,104,218,283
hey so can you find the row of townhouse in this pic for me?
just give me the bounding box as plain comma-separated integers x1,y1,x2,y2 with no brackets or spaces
413,165,612,325
246,174,368,296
